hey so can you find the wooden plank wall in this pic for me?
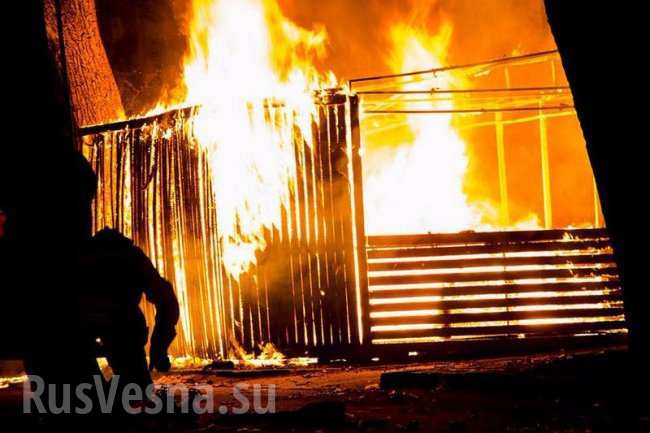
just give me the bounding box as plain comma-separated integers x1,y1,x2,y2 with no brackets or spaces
80,91,369,359
366,228,626,346
82,108,228,359
231,92,369,354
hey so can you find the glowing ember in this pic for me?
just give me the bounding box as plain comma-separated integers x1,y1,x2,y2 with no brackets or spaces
169,356,213,370
0,375,27,389
228,340,317,368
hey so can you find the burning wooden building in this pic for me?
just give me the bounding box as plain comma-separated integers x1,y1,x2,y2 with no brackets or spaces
80,53,624,362
81,91,369,359
35,0,626,363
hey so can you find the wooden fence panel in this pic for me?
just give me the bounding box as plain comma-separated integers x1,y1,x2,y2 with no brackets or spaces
366,228,626,346
81,91,369,358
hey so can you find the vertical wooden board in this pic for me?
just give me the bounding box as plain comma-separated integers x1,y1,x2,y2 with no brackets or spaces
141,128,151,253
267,204,290,347
327,104,354,344
147,131,157,261
87,136,99,232
241,265,256,351
260,108,290,347
287,175,303,346
258,264,271,345
321,104,344,345
146,128,157,262
239,270,252,351
251,265,263,351
292,122,310,346
315,107,331,340
302,136,323,346
115,138,126,233
347,95,371,345
334,102,359,345
111,133,117,226
267,223,280,344
105,131,114,226
95,135,105,229
130,129,143,248
223,270,237,351
112,137,120,228
182,137,202,354
200,152,213,355
231,275,244,350
312,113,333,346
203,149,222,357
182,145,199,354
206,157,228,357
158,137,169,275
255,232,267,345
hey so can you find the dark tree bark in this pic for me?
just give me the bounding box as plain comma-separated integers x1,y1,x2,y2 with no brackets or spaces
545,0,648,414
45,0,125,127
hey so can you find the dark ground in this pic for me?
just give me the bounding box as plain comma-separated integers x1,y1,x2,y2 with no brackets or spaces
1,348,648,432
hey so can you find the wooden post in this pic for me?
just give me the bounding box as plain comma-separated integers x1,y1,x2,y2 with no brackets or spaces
302,132,322,346
332,98,362,346
539,106,553,229
325,102,348,345
318,103,342,345
331,101,355,345
593,178,601,228
348,94,371,346
495,112,509,226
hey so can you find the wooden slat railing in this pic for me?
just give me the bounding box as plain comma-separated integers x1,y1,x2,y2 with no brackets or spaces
366,228,626,346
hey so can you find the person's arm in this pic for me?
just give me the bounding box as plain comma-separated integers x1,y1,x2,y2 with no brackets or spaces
135,248,180,372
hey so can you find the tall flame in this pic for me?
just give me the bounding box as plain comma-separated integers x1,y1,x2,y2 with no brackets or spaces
363,22,482,234
181,2,544,275
182,0,334,278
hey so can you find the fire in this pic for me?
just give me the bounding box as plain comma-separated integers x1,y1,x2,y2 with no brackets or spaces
0,375,27,390
182,0,334,278
361,21,545,235
362,22,482,235
229,340,317,368
131,1,612,355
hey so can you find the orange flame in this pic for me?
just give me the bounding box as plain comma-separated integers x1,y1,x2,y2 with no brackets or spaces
361,21,542,235
363,22,482,234
182,0,335,278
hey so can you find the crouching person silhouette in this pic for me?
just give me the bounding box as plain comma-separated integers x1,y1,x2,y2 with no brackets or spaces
78,227,180,392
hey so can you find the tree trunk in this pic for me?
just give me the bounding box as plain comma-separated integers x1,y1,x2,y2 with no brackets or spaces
45,0,125,127
545,0,648,416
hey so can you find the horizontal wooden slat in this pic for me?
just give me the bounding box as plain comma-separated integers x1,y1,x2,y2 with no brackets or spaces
367,228,609,248
365,229,623,348
367,239,612,259
369,266,618,286
370,292,622,313
368,280,620,300
370,307,625,326
368,253,615,272
371,320,626,339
